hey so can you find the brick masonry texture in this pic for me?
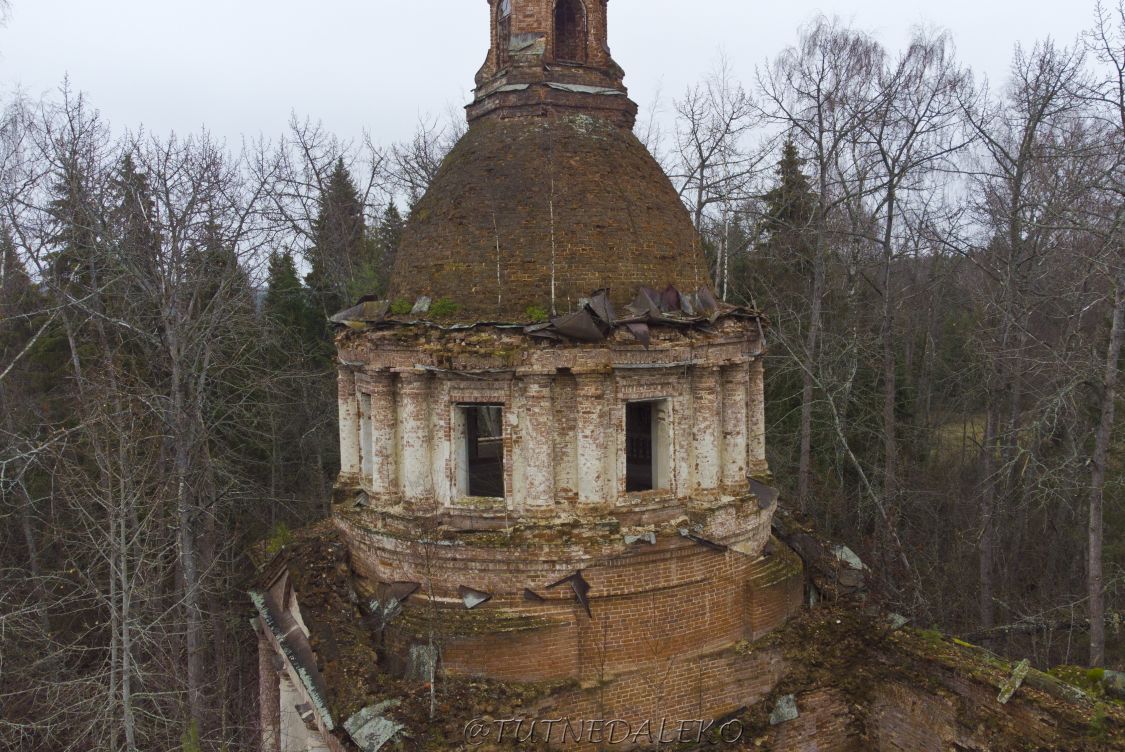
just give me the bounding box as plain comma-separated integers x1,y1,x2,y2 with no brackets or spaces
386,113,710,322
256,2,1125,747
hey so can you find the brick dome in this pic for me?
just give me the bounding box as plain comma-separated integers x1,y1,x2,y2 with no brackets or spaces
387,112,711,321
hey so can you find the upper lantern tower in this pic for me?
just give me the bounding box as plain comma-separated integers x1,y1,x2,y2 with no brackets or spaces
387,0,709,321
469,0,637,126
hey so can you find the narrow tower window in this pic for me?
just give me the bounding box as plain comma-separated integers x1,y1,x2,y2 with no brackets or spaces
456,405,505,498
554,0,587,63
497,0,512,67
626,401,670,492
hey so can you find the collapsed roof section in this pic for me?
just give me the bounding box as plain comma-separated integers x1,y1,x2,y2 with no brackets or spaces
331,285,767,350
252,522,1125,752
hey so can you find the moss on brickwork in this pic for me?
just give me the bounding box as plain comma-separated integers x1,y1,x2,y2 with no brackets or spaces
259,521,1125,751
386,113,712,322
267,522,384,722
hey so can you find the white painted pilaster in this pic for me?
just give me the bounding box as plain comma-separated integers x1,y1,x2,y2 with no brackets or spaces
397,370,434,504
369,372,397,497
722,362,750,490
576,372,609,504
748,357,769,476
692,366,722,492
337,368,361,480
521,374,556,508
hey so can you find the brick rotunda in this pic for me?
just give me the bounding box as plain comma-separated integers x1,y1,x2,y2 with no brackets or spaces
251,2,1124,751
332,0,798,705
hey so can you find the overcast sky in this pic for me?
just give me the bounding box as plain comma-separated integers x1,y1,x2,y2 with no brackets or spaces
0,0,1097,149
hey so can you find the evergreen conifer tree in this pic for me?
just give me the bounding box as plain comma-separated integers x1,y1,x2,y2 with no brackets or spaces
759,139,817,265
375,202,404,279
264,250,323,349
108,153,163,335
305,159,367,317
346,202,404,300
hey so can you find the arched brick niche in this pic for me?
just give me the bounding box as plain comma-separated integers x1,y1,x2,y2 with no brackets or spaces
554,0,588,63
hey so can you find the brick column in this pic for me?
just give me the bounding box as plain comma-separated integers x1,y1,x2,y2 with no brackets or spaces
722,362,750,490
337,368,361,481
257,627,281,752
521,374,556,508
576,372,609,504
692,366,722,492
398,370,434,504
369,372,397,497
748,357,769,476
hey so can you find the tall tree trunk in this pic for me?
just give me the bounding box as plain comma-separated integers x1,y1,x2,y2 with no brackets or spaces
881,196,899,505
799,241,826,511
980,409,999,632
799,193,829,511
171,348,205,727
1089,268,1124,667
120,509,137,752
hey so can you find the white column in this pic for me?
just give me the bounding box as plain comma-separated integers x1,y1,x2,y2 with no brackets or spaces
748,357,769,476
692,366,722,492
522,374,556,508
397,370,434,504
369,372,397,497
576,372,609,504
358,390,373,484
673,381,693,499
722,362,750,491
430,378,452,506
337,368,361,481
278,674,309,752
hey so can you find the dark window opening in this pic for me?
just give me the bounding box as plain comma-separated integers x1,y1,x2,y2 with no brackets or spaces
626,402,655,492
554,0,587,63
463,405,505,498
497,0,512,66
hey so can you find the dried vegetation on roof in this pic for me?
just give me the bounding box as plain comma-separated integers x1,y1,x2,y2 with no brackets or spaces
262,521,1124,751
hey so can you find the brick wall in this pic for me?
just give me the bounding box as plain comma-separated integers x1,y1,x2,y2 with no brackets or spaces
768,688,862,752
538,647,789,733
387,114,708,321
345,513,803,694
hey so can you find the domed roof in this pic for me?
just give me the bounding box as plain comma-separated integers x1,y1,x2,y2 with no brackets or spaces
387,113,712,322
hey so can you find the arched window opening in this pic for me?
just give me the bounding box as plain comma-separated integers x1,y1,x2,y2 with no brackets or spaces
497,0,512,67
554,0,587,64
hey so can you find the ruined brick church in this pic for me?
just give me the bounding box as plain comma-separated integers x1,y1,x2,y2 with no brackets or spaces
250,2,1124,750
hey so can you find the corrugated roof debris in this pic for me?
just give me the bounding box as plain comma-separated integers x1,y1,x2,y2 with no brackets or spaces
998,660,1031,704
458,586,492,610
750,478,779,510
387,582,421,603
624,531,657,546
769,695,799,725
344,701,404,752
250,589,336,730
546,82,626,96
547,571,592,618
679,528,729,553
330,284,763,348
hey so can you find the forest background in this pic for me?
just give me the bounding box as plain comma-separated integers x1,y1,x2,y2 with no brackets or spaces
2,1,1125,749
